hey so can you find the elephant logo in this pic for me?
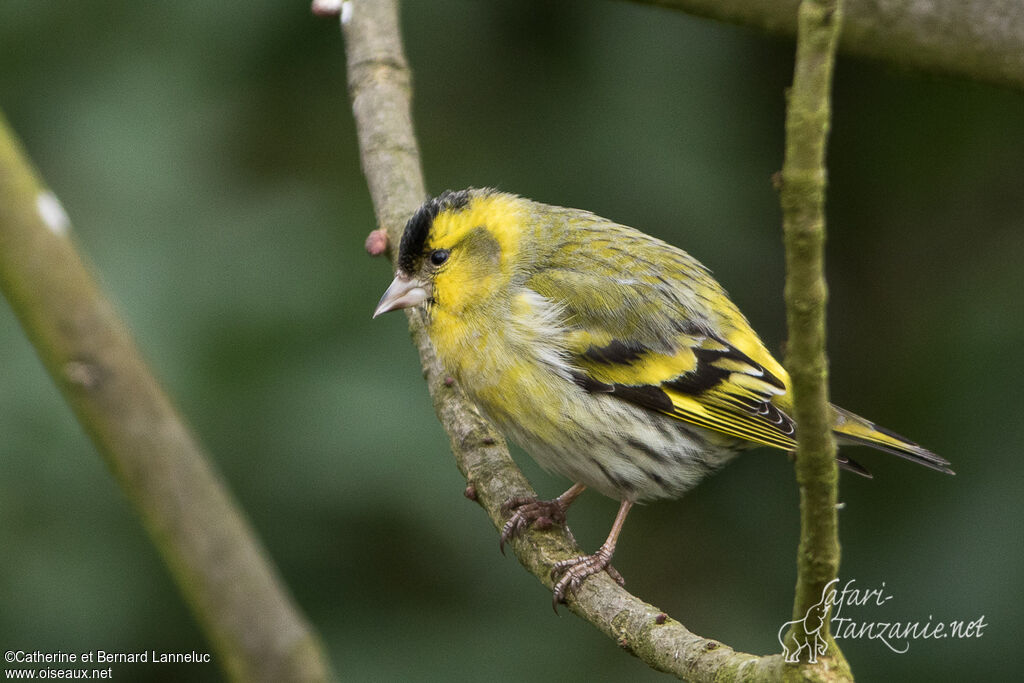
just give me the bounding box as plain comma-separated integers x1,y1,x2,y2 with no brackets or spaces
778,578,838,663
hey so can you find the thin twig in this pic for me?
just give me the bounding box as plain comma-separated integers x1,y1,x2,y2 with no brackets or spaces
779,0,852,680
0,113,335,682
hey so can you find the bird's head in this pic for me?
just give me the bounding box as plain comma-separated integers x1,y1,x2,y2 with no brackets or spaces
373,188,528,318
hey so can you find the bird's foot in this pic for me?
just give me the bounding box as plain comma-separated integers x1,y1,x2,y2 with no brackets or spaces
499,496,571,554
550,549,624,609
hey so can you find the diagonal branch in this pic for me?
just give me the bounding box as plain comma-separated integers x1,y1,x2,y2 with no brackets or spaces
336,1,801,680
630,0,1024,91
0,114,335,682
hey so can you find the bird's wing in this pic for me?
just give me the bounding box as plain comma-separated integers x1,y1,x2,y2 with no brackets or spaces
566,322,798,450
526,228,798,451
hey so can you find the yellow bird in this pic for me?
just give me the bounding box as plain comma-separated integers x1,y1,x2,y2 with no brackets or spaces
375,188,953,605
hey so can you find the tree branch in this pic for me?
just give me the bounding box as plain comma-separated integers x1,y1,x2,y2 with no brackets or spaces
336,1,804,680
0,113,335,682
779,0,851,679
631,0,1024,91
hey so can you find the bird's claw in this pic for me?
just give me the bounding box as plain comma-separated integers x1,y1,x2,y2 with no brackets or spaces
499,496,569,554
549,552,624,611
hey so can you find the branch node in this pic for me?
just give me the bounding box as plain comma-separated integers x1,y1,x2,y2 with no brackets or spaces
63,358,106,391
311,0,343,18
364,227,389,256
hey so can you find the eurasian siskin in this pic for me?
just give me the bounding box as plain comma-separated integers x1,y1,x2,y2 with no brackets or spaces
374,188,953,604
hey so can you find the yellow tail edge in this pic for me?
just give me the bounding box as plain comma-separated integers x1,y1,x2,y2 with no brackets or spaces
831,405,955,476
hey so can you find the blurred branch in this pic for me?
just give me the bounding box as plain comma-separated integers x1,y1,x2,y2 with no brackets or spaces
337,0,801,680
0,113,335,682
630,0,1024,91
779,0,851,679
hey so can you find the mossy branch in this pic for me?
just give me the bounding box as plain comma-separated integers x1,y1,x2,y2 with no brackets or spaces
0,114,335,682
630,0,1024,91
779,0,851,680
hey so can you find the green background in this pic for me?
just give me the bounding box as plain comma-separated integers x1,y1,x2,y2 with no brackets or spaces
2,1,1021,680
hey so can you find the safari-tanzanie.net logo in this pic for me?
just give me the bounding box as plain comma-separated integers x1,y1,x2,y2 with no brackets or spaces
778,578,987,662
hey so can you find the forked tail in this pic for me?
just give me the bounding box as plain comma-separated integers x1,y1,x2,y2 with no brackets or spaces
831,405,954,477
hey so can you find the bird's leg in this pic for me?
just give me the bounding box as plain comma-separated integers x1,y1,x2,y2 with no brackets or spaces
550,500,633,608
500,482,586,553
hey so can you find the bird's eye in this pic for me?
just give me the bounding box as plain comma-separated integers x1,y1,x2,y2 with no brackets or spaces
430,249,450,266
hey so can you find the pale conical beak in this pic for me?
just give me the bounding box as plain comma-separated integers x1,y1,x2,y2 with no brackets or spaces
373,273,430,318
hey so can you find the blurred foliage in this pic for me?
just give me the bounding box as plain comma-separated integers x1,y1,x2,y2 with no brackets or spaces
1,1,1021,680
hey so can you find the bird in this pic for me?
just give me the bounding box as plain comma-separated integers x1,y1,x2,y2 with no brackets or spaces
373,188,954,606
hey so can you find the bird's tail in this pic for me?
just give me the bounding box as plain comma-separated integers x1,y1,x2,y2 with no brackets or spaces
830,405,954,477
